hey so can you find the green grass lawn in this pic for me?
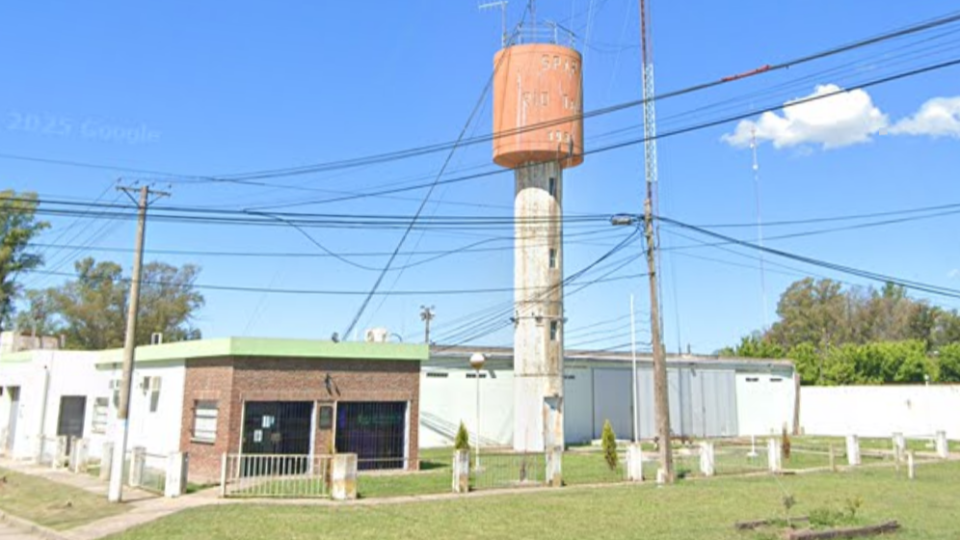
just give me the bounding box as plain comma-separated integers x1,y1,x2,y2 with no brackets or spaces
0,467,127,530
106,460,960,540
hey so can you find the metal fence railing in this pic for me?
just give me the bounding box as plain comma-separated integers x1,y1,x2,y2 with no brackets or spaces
220,454,333,498
471,452,545,490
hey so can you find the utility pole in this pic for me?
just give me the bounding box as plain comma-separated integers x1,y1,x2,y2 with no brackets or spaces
638,0,673,483
108,184,168,503
419,305,435,345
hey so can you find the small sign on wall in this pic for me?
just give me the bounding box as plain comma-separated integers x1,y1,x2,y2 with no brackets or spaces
253,429,263,443
262,415,275,429
318,405,334,430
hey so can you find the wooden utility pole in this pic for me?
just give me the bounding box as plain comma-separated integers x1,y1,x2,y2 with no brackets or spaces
108,184,168,503
420,305,435,345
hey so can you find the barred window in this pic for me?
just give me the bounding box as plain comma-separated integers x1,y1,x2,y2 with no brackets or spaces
193,400,218,443
92,398,109,433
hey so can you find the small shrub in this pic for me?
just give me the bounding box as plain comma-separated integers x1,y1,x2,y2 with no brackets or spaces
454,422,470,452
809,507,846,528
782,494,797,526
676,466,692,480
601,420,618,471
844,496,863,520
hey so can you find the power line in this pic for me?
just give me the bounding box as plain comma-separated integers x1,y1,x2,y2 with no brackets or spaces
657,215,960,301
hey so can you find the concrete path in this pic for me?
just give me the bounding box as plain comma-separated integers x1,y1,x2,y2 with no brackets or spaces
0,522,43,540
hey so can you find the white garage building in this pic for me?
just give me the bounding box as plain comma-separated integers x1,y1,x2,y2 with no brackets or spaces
421,346,796,448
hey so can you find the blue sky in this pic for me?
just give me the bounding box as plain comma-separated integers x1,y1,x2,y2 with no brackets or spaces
3,1,959,352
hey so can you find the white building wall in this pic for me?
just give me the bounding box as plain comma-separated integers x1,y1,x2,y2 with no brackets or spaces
735,372,796,436
0,358,48,459
800,385,960,439
419,367,514,448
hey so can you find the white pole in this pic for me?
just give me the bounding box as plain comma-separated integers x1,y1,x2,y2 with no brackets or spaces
631,294,639,444
475,368,481,470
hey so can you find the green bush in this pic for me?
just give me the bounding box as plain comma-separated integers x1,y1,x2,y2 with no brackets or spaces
601,420,618,471
454,422,470,452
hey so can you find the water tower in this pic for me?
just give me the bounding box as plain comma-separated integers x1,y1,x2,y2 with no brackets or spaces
492,25,583,452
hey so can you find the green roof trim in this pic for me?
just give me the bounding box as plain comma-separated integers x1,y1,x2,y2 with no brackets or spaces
0,350,35,363
96,337,427,366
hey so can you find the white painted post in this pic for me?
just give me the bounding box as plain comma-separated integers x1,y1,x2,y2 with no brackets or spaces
100,442,114,481
699,441,715,477
626,443,644,482
935,431,949,459
545,446,563,487
219,453,228,498
767,438,781,473
846,435,861,466
907,451,916,480
52,436,69,469
452,450,470,493
892,432,905,463
128,446,146,487
70,438,89,473
164,452,189,498
331,453,358,500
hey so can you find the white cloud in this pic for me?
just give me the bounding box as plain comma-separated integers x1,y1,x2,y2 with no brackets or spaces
889,96,960,138
722,84,889,150
949,269,960,279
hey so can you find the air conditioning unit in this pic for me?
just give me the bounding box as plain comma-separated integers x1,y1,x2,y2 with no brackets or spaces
150,332,164,345
364,327,389,343
149,376,162,392
109,380,122,391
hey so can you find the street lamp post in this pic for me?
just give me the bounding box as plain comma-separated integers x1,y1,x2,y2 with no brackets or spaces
470,352,486,470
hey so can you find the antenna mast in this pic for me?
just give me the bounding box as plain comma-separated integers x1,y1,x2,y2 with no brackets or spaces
750,127,768,329
479,1,509,47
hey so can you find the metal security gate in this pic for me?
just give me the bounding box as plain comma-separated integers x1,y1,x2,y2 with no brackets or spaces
335,402,406,470
242,401,313,475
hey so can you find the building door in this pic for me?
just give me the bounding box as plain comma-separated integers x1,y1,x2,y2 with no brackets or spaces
335,402,406,470
6,387,20,453
57,396,87,454
242,401,313,455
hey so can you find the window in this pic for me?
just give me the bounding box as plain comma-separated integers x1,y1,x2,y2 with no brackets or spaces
425,372,449,378
149,377,162,413
318,405,334,430
466,373,488,379
193,400,218,443
110,379,121,407
550,320,559,341
746,377,759,383
92,398,109,433
549,248,557,268
770,377,783,383
548,177,557,197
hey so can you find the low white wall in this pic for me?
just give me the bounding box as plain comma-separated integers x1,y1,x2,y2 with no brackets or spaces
419,367,514,448
800,385,960,439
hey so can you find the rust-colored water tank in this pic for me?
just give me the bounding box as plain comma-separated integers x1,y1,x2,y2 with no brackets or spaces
492,44,584,169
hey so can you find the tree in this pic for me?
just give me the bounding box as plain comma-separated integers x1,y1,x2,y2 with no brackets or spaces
768,278,850,352
0,190,49,330
38,257,204,349
937,344,960,383
13,289,59,336
601,419,618,471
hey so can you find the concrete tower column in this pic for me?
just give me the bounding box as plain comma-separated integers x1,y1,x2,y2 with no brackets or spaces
513,161,564,452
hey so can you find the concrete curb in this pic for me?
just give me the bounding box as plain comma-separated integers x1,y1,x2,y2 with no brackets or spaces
0,509,70,540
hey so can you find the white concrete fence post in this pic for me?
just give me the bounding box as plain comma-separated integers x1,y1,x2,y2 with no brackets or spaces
626,443,644,482
935,431,949,459
907,450,916,480
129,446,146,488
846,435,861,466
767,438,781,473
699,441,715,477
53,436,70,469
331,453,358,501
892,432,906,463
452,450,470,493
219,453,228,498
545,446,563,488
100,442,114,482
69,438,89,473
164,452,189,498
